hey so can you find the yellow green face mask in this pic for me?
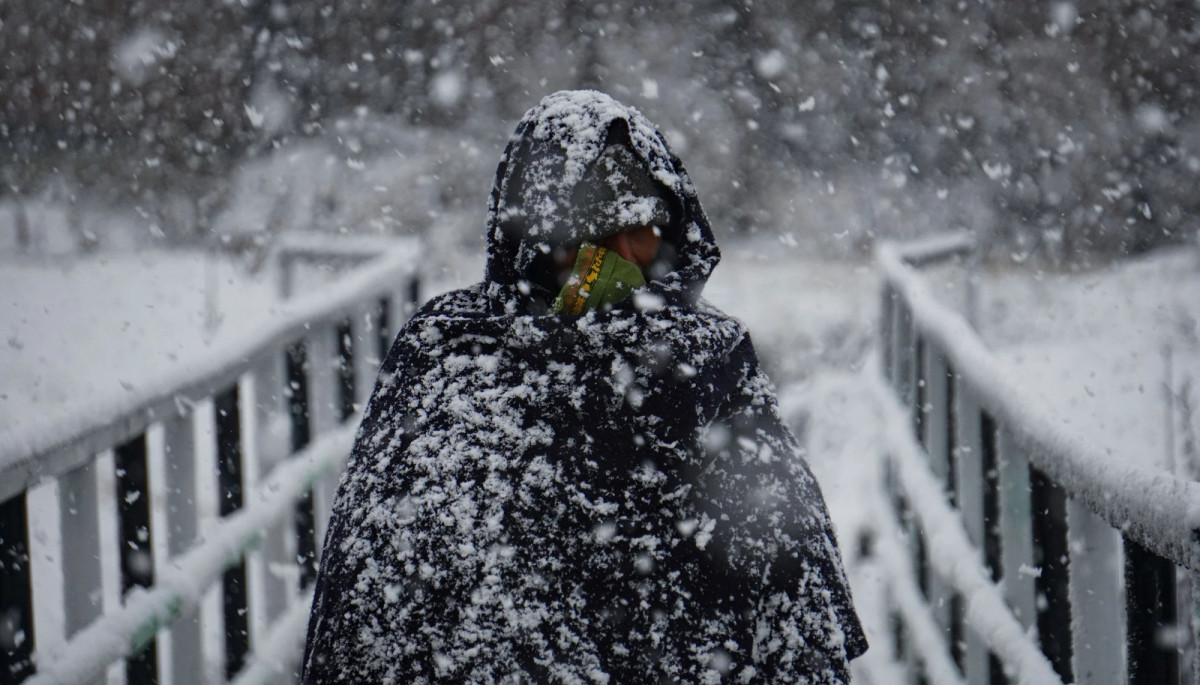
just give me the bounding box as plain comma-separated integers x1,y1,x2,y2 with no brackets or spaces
552,242,647,315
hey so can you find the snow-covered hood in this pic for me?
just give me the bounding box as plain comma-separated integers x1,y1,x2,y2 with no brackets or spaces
484,90,720,308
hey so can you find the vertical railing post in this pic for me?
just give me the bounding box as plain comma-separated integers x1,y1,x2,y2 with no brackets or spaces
892,292,907,395
115,434,158,684
376,296,393,371
163,409,208,685
59,462,103,642
914,336,927,440
980,414,1003,585
955,388,990,683
286,341,318,589
899,301,916,411
92,448,127,683
1125,537,1180,684
27,479,66,666
307,325,342,558
385,289,405,356
250,354,294,632
881,284,896,384
404,274,422,322
215,385,249,680
911,335,931,606
919,344,952,496
981,414,1008,685
144,425,172,683
1191,530,1200,685
0,493,34,684
337,319,356,422
1029,465,1073,681
919,340,957,660
883,459,916,682
943,361,964,672
235,372,266,654
352,307,379,410
883,280,938,684
998,429,1037,637
943,365,959,509
1067,498,1124,684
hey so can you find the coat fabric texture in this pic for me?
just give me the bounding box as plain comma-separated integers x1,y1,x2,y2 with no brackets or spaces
302,90,867,684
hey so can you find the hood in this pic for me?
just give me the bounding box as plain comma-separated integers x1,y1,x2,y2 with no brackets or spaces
484,90,721,311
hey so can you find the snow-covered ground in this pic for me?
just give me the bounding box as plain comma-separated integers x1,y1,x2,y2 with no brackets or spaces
979,249,1200,475
2,235,1197,679
0,250,282,457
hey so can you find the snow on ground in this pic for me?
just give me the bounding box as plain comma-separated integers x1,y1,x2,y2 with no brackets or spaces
706,237,878,384
977,248,1200,474
0,250,281,453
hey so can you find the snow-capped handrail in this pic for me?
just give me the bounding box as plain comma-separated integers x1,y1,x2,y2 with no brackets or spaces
0,236,420,502
877,239,1200,568
888,230,975,268
24,425,354,685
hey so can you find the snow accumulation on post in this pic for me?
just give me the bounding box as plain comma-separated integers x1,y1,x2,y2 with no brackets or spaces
877,239,1200,570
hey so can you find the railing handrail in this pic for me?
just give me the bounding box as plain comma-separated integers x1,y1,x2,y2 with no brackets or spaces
0,236,420,502
877,236,1200,568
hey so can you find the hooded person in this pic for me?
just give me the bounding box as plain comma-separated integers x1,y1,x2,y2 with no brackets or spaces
301,90,867,683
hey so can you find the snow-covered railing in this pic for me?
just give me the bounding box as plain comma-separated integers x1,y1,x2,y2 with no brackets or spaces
0,236,421,683
876,234,1199,685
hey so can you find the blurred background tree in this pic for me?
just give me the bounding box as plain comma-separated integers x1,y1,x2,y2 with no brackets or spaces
1,0,1197,262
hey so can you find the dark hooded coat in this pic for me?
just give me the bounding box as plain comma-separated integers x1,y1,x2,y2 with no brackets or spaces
302,91,866,684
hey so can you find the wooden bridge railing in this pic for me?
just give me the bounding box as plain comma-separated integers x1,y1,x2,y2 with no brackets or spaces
0,235,421,684
875,234,1199,685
